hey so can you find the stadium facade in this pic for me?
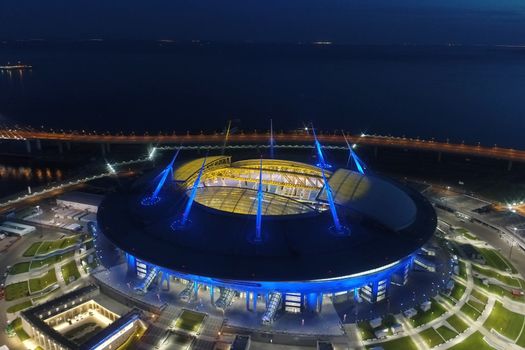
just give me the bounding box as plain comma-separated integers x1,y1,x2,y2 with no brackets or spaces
97,155,436,324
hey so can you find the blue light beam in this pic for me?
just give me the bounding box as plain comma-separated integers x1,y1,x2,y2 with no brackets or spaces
255,157,264,242
311,126,329,169
181,156,207,226
151,149,180,200
342,131,366,175
312,125,345,234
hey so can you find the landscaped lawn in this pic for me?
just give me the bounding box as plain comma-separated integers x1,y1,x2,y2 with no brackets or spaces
458,261,467,279
471,288,488,303
10,318,30,341
450,282,466,301
174,310,205,333
5,282,29,301
6,300,33,313
436,325,458,341
358,321,376,340
35,236,80,256
22,242,42,257
455,227,477,240
472,265,523,288
484,301,525,340
10,262,30,275
476,248,517,273
28,269,57,293
61,260,81,285
461,303,482,320
446,314,469,333
419,327,445,347
449,331,493,350
30,250,75,270
410,301,447,327
366,336,418,350
474,278,525,302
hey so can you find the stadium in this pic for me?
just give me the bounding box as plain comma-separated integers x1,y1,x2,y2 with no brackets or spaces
97,149,437,324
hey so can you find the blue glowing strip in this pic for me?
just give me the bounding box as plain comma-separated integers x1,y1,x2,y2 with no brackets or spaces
312,128,327,168
313,126,341,231
151,149,180,200
352,150,365,175
320,167,342,232
342,130,366,175
181,156,207,225
255,158,263,241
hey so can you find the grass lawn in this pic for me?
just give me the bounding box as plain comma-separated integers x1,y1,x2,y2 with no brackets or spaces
5,282,30,301
174,310,205,333
410,301,447,327
476,248,517,273
471,289,489,303
366,336,418,350
436,325,458,341
450,282,466,301
484,301,525,340
6,300,33,313
458,261,467,279
30,250,75,270
419,328,445,347
358,321,376,340
472,265,523,288
10,318,30,341
516,324,525,347
28,269,57,293
440,293,458,306
455,227,477,240
36,236,79,256
61,260,81,285
449,331,493,350
446,314,469,333
22,242,42,257
10,262,30,275
461,303,482,320
474,278,525,302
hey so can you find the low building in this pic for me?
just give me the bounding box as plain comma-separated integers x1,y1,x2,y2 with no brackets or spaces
20,285,143,350
57,192,103,213
0,221,36,236
421,300,432,312
403,308,418,319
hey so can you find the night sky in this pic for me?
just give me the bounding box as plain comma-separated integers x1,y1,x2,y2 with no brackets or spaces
1,0,525,44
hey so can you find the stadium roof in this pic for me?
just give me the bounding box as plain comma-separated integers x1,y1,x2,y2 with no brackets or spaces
321,169,417,231
194,186,315,216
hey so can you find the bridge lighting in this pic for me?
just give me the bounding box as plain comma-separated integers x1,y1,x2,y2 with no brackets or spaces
360,133,366,137
352,144,357,149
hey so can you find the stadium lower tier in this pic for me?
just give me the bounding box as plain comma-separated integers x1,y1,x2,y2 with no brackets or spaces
126,252,415,324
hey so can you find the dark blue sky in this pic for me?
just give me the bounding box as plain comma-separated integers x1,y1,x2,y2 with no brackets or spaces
1,0,525,44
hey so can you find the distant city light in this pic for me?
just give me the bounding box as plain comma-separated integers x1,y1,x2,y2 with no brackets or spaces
148,147,157,160
107,163,116,174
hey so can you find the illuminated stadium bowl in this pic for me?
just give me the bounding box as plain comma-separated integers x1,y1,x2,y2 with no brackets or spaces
97,156,436,322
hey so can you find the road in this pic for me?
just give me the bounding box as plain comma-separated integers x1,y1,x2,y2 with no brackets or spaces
2,128,525,162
